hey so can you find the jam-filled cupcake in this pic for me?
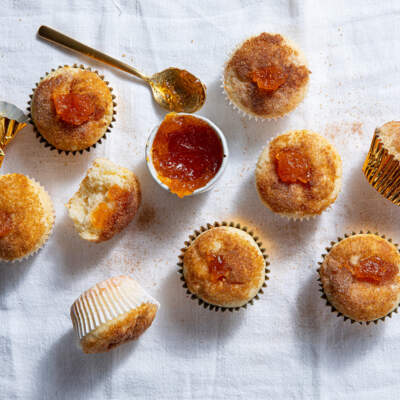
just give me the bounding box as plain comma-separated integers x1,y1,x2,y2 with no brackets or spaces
363,121,400,205
319,233,400,323
256,130,342,219
71,275,159,354
0,174,55,262
179,222,268,310
30,66,114,152
223,33,310,119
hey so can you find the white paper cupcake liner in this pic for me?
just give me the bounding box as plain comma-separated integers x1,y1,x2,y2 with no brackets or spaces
70,275,160,339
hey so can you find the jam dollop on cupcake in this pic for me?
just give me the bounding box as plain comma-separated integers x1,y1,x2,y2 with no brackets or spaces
31,66,114,152
319,233,400,323
224,33,310,119
0,174,54,262
182,224,266,309
150,113,226,197
256,130,342,219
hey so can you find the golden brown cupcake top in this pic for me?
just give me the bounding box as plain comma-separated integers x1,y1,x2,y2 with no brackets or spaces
320,234,400,322
31,67,113,151
376,121,400,155
224,33,310,118
183,226,265,308
256,130,342,218
0,174,54,261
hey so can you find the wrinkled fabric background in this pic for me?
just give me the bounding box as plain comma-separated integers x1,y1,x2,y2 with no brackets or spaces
1,1,400,399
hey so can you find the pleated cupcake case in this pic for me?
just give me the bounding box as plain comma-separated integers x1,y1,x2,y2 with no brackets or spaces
27,64,117,155
178,221,270,312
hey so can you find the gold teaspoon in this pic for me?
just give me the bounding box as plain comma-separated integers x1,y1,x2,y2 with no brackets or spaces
38,26,206,113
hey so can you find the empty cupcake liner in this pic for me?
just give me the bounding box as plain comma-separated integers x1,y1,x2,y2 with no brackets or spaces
178,221,270,312
0,102,29,168
0,175,55,263
27,64,117,155
70,275,160,340
317,230,399,325
363,130,400,205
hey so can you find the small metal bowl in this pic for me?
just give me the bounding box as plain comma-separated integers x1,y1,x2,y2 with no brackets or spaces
145,113,229,197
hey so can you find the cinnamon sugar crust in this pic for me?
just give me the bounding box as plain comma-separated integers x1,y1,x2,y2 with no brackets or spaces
256,130,342,218
320,234,400,322
224,33,310,118
183,227,265,308
376,121,400,155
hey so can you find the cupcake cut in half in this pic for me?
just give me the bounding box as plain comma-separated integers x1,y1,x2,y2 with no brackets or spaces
319,233,400,323
0,174,54,262
224,33,310,119
31,66,114,152
71,275,159,353
182,225,267,309
256,130,342,219
66,158,141,243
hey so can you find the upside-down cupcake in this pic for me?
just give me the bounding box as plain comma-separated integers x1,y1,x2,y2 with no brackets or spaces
318,232,400,323
363,121,400,205
71,275,159,353
66,158,141,243
30,65,115,153
179,222,269,310
0,174,55,262
223,33,310,119
256,130,342,219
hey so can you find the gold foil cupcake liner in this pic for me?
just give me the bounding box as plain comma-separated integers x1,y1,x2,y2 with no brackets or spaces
0,102,29,168
70,275,160,340
0,176,56,263
362,130,400,205
317,230,399,325
178,221,270,311
27,64,117,155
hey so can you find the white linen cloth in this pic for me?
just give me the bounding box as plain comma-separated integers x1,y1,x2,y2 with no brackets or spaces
1,1,400,399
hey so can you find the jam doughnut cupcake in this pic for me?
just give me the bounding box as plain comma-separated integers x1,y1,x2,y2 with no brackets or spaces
179,222,269,310
0,174,55,262
30,65,115,153
256,130,342,219
223,33,310,119
318,232,400,323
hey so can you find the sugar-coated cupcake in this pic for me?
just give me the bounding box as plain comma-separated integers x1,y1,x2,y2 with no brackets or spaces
30,65,115,153
66,158,141,243
319,232,400,323
0,174,55,262
70,275,159,354
256,130,342,219
223,33,310,119
363,121,400,205
179,222,269,310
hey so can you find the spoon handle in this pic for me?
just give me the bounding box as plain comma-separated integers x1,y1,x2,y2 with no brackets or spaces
38,25,149,82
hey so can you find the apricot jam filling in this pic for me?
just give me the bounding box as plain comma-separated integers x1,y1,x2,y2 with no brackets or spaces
344,256,398,285
275,148,311,184
151,113,224,198
251,66,287,93
0,210,13,238
53,93,98,125
207,254,231,283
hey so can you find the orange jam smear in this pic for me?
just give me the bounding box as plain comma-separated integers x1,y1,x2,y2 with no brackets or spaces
151,113,224,198
207,254,231,283
251,65,287,93
0,210,13,238
53,93,96,125
275,148,311,184
345,256,399,285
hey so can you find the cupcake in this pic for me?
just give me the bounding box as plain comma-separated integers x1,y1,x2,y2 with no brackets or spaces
319,232,400,323
0,174,55,262
30,65,115,153
363,121,400,205
70,275,159,354
223,33,310,119
179,222,269,310
256,130,342,219
66,158,141,243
